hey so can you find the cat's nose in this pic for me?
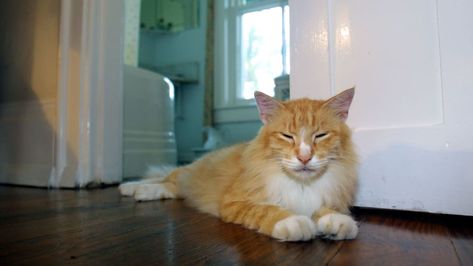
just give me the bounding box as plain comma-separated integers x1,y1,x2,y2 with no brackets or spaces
297,155,312,165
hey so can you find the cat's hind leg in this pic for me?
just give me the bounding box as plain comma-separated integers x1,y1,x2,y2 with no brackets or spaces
133,182,177,201
118,178,160,197
119,166,179,201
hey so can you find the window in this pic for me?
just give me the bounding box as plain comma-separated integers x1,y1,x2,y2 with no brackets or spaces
239,3,290,100
215,0,289,111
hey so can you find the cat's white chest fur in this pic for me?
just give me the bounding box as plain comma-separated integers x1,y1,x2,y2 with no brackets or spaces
265,170,339,217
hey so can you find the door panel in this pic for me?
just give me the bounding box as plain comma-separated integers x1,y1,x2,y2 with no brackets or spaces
291,0,473,215
333,0,443,129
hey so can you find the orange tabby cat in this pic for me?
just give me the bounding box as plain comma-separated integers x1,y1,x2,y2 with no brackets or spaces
119,88,358,241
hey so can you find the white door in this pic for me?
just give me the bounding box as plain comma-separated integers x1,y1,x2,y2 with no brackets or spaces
290,0,473,216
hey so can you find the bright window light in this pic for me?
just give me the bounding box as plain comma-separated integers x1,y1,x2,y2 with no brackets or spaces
239,5,289,100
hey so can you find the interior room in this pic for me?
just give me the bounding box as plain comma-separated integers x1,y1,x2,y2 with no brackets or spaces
123,0,289,174
1,0,472,264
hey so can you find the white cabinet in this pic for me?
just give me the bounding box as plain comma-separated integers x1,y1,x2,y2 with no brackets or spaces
140,0,199,32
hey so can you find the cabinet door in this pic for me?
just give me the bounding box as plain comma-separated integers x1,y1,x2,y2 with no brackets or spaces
290,0,473,215
157,0,185,31
140,0,156,30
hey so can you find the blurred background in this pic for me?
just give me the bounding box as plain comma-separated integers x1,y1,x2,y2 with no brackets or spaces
123,0,290,175
0,0,291,184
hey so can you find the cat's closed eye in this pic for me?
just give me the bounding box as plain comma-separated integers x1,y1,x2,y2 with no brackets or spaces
315,132,328,139
280,133,294,140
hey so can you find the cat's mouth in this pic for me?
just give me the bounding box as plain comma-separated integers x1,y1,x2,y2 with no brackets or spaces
294,166,316,173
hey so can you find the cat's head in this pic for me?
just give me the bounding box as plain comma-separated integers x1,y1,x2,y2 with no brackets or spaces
255,88,356,182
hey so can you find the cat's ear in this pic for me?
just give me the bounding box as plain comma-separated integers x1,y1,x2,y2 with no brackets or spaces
254,91,283,124
324,87,355,121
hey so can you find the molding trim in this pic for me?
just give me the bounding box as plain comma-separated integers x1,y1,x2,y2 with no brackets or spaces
52,0,74,187
52,0,124,187
0,100,58,186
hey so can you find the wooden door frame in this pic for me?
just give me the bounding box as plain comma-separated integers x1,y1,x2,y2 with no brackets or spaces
52,0,124,187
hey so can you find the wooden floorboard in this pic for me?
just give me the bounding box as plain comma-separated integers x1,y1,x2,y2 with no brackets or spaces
445,215,473,265
0,186,472,265
330,209,461,266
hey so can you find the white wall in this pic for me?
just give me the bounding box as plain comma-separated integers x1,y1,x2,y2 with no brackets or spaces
0,0,60,186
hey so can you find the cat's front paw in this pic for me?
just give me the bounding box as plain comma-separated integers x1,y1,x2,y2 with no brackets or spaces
316,213,358,240
272,215,317,241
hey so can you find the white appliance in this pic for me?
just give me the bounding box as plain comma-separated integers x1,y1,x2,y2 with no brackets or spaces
123,65,177,178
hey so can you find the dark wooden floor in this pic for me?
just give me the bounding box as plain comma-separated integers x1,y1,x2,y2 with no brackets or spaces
1,186,472,266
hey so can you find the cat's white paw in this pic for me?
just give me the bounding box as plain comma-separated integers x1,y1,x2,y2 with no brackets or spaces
134,184,175,201
316,213,358,240
272,215,317,241
119,182,140,196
